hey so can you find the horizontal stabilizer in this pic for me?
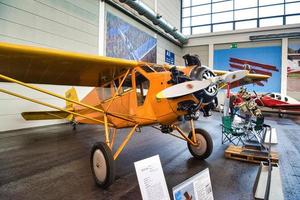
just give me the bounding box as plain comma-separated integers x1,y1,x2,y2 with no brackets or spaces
21,111,69,121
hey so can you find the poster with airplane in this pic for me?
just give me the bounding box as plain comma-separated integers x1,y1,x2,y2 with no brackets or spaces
214,46,282,92
287,42,300,100
106,12,157,63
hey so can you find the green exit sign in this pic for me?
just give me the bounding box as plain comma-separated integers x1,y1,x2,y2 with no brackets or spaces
231,43,238,48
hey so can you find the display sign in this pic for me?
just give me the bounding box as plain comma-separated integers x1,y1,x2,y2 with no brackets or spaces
231,43,238,48
173,168,214,200
165,50,175,65
134,155,170,200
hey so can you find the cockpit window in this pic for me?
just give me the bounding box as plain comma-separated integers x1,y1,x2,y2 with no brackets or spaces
135,71,150,106
285,97,288,102
270,93,275,98
277,95,281,100
152,65,166,72
141,65,155,73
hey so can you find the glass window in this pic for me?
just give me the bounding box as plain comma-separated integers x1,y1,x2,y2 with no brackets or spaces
112,75,133,96
192,0,211,6
192,4,211,16
235,8,257,20
182,27,191,35
182,0,191,7
235,20,257,29
235,0,257,9
141,65,155,73
181,0,296,34
213,23,233,32
259,0,284,6
182,18,190,27
192,14,211,26
259,5,284,18
212,0,225,2
152,65,166,72
286,15,300,25
286,2,300,15
182,8,191,17
135,71,149,106
192,25,211,34
260,17,283,27
212,1,233,13
212,11,233,23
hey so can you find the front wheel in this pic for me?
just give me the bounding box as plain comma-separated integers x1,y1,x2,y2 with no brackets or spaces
187,129,213,159
90,142,115,188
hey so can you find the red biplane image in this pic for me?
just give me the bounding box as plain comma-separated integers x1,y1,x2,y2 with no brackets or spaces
229,57,279,86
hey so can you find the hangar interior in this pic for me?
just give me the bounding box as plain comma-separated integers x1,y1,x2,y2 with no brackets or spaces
0,0,300,199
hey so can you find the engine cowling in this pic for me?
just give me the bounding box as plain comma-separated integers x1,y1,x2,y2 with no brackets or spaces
189,66,218,104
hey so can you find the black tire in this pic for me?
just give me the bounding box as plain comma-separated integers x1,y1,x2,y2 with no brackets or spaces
187,128,213,159
278,112,284,118
90,142,115,189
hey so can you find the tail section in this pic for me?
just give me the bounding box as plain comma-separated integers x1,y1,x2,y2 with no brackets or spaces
65,87,79,121
65,87,79,110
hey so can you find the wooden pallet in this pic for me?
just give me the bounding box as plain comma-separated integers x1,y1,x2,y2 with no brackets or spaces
225,145,279,164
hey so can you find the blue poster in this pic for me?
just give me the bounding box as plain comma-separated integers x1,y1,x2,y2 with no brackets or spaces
106,12,157,63
214,46,282,92
165,49,175,65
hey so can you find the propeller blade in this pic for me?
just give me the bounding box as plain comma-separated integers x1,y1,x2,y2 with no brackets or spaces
222,70,248,83
156,80,211,99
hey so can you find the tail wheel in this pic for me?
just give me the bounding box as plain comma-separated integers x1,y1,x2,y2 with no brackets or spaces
90,142,115,188
187,129,213,159
278,112,284,118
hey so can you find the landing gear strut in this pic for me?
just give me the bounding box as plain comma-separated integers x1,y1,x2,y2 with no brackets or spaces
187,128,213,159
90,124,138,188
162,118,213,160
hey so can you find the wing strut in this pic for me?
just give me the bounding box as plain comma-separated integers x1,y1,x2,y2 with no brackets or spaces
0,88,113,126
0,73,136,123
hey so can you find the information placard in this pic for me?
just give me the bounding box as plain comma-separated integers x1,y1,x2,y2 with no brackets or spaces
165,49,175,65
173,168,214,200
134,155,170,200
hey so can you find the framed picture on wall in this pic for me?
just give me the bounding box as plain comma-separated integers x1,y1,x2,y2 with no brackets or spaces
287,39,300,100
214,46,282,93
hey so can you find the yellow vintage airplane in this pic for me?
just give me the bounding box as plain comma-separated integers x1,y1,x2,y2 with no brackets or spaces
0,42,269,188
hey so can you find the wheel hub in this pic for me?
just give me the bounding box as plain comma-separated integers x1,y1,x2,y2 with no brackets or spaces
93,149,107,182
191,134,207,155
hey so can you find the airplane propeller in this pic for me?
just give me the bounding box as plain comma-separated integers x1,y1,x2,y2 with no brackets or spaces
156,80,211,99
220,70,248,83
156,70,248,99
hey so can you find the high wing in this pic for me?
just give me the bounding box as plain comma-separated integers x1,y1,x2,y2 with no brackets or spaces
0,42,139,86
267,104,300,111
213,69,270,88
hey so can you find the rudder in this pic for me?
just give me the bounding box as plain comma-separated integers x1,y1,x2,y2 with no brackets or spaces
65,87,79,121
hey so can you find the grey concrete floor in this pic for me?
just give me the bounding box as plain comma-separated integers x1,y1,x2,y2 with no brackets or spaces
0,112,299,200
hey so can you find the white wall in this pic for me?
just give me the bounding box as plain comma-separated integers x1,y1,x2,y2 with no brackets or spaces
182,45,209,66
0,0,99,132
157,0,181,30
